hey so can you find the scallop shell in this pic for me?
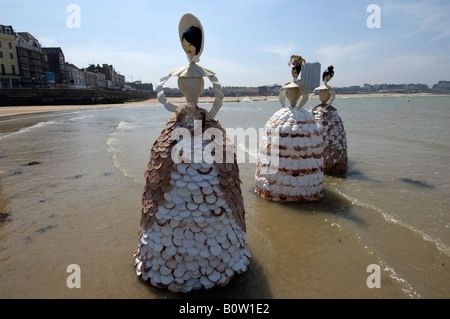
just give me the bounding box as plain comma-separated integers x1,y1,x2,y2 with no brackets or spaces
171,194,184,205
200,249,210,258
200,276,213,288
175,179,187,187
205,194,217,204
173,228,184,241
194,232,207,242
187,247,199,257
201,186,214,195
176,164,188,175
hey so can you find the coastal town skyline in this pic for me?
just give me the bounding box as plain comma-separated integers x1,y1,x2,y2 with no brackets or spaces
1,23,448,94
1,0,450,88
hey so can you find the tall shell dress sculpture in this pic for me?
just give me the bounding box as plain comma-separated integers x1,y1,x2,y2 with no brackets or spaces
311,66,348,175
134,13,250,293
255,55,324,202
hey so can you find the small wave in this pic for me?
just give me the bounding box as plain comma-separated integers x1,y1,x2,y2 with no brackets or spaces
110,152,138,181
109,150,142,185
107,120,135,166
106,122,140,185
332,187,450,257
68,114,93,121
106,136,120,153
357,238,421,298
0,121,57,141
117,121,136,130
382,263,421,298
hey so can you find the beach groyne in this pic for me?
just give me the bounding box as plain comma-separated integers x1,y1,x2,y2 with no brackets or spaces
0,88,154,106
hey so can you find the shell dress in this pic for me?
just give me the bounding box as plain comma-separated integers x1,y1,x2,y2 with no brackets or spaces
133,13,250,293
255,79,325,202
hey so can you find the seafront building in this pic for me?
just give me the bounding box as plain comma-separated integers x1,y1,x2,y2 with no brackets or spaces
15,31,47,88
82,67,106,89
0,25,21,88
65,62,85,88
432,81,450,93
85,63,125,90
42,47,67,88
0,22,128,90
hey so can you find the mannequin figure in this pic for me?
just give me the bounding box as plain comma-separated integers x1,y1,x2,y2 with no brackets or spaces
134,13,250,293
312,66,348,175
255,55,324,202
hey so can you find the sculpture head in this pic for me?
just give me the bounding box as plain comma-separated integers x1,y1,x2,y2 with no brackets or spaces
288,55,306,81
156,13,223,120
181,26,202,60
179,13,204,63
322,65,334,84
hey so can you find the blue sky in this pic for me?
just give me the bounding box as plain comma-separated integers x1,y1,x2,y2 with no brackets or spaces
2,0,449,88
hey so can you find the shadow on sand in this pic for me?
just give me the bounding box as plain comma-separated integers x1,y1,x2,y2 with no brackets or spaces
139,256,272,299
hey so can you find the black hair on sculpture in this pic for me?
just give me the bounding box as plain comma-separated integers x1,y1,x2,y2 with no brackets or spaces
182,26,202,55
322,65,334,81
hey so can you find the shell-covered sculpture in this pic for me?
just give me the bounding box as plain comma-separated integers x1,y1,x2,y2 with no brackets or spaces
311,66,348,175
134,13,250,293
255,56,324,202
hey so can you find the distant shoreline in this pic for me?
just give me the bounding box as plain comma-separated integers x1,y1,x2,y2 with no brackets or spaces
0,92,443,119
145,92,438,104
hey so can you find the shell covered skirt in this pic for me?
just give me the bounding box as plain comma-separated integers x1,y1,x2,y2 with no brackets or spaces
255,107,324,202
134,105,250,293
312,104,347,175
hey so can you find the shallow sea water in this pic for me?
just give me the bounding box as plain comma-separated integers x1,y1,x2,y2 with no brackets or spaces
0,95,449,299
